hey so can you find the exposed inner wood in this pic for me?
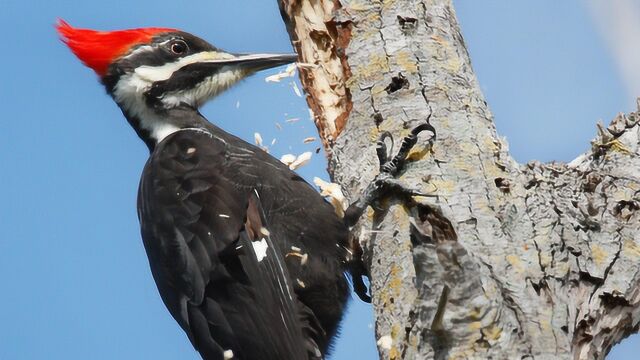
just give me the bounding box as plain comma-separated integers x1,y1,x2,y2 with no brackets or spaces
278,0,353,155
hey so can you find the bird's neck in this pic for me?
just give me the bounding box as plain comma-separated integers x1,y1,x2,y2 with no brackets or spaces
120,104,208,151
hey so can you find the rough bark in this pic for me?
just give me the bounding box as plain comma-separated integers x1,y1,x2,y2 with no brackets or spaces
278,0,640,359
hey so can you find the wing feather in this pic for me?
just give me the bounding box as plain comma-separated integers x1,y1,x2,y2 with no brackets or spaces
137,129,332,359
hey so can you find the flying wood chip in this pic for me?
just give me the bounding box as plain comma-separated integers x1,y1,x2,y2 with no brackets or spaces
313,177,347,218
289,152,312,170
265,63,297,82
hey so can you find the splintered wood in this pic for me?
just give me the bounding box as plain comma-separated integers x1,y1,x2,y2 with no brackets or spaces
277,0,353,154
280,152,312,170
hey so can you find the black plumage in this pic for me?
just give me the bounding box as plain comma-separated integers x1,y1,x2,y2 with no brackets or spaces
59,22,360,360
138,123,350,359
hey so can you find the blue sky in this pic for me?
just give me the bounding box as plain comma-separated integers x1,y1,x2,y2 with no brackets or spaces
0,0,637,359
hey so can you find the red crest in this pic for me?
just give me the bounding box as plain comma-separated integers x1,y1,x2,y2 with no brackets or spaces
56,19,176,77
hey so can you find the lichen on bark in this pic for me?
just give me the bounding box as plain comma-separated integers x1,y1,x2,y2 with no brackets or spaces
278,0,640,358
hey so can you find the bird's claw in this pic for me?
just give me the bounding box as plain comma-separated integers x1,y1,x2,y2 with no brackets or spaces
344,121,436,302
344,122,436,227
377,122,436,175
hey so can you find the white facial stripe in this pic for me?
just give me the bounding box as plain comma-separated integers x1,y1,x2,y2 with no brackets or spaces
113,73,175,144
151,123,181,143
112,63,244,145
133,52,290,83
160,66,246,108
113,73,151,119
134,51,235,83
112,51,293,145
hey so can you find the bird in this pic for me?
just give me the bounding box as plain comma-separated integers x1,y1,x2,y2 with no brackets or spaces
56,20,360,360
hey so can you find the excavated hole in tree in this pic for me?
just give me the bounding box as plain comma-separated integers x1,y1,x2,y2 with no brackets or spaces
494,177,511,193
385,73,410,94
397,15,418,32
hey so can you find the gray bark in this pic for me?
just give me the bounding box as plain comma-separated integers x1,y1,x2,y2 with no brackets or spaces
278,0,640,359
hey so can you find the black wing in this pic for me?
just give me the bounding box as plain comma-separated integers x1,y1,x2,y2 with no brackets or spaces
137,129,330,359
236,190,310,358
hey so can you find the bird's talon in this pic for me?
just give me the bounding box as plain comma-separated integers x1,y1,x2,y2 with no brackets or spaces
344,121,437,227
343,121,436,304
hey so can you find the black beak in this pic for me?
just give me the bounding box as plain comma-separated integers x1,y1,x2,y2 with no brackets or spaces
230,53,298,72
194,52,298,73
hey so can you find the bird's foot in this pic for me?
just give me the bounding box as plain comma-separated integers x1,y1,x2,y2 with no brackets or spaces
344,122,436,302
344,122,436,227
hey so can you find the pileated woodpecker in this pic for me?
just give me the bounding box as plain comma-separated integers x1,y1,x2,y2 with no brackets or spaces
57,20,355,360
57,19,435,360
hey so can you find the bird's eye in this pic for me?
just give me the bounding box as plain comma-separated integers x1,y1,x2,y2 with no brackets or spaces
170,40,188,55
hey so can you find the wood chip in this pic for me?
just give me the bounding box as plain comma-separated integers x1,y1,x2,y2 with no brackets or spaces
254,132,263,147
291,81,302,97
280,154,296,166
286,252,308,266
260,227,270,236
264,63,297,82
289,152,312,170
295,62,316,70
313,177,348,217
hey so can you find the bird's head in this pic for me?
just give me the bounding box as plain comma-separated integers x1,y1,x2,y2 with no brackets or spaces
57,20,297,146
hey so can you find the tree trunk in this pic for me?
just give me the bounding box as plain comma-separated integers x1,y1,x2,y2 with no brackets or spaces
278,0,640,358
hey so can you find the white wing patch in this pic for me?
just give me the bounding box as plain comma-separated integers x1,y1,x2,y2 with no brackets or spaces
252,238,269,262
